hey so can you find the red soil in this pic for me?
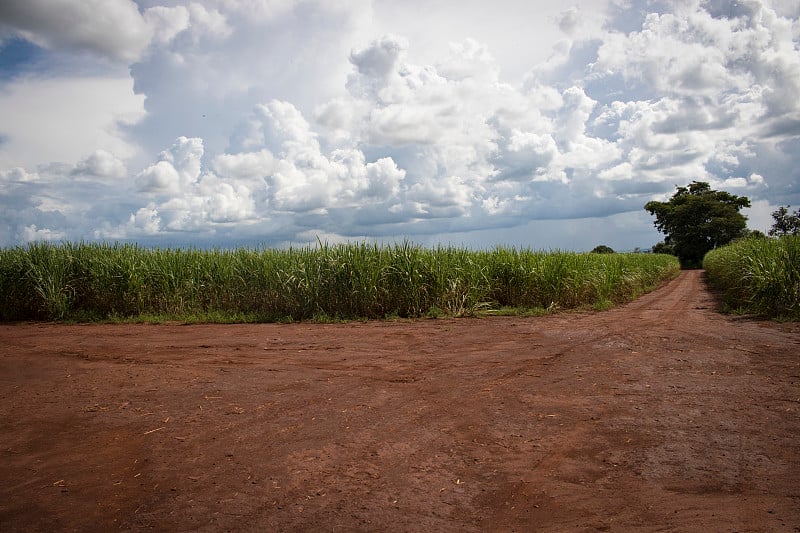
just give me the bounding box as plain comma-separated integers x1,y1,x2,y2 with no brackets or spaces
1,270,799,531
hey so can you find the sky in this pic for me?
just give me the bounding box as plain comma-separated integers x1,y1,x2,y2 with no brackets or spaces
0,0,798,251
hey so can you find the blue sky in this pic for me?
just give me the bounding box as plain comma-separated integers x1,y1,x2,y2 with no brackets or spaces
0,0,798,250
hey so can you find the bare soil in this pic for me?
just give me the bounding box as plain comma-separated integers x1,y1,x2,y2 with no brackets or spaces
1,270,799,532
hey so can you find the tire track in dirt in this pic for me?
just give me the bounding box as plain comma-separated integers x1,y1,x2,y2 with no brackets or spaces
475,271,799,531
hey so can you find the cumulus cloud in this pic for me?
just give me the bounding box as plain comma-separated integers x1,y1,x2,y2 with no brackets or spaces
143,3,231,46
135,136,204,194
0,0,151,62
436,38,498,82
72,150,127,179
98,97,413,241
143,6,192,45
212,149,275,180
1,0,798,250
348,34,408,96
126,0,364,158
21,224,66,242
0,162,134,244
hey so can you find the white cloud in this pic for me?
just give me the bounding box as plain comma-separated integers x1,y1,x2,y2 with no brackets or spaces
73,150,127,179
366,157,406,199
212,149,275,179
210,0,301,22
143,3,232,47
1,0,798,250
369,0,608,83
257,100,319,150
21,224,66,242
598,162,633,181
143,6,192,45
0,167,39,183
135,136,204,194
597,11,739,96
124,205,162,237
185,4,232,40
711,171,769,191
135,161,182,194
104,97,413,239
0,0,151,62
744,198,777,233
0,76,145,169
348,34,408,98
437,38,498,82
126,0,365,158
556,86,596,145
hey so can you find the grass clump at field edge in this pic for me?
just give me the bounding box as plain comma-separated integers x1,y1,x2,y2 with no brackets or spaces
703,235,800,320
0,241,680,322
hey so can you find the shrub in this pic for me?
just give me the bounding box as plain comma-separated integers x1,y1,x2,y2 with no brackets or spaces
704,235,800,320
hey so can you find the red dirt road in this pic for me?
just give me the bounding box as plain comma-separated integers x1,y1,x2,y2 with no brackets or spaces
1,270,799,532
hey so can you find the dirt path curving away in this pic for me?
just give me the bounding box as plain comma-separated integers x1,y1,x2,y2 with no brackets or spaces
1,270,799,532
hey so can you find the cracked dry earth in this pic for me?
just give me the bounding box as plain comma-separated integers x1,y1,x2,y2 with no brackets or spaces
1,269,799,532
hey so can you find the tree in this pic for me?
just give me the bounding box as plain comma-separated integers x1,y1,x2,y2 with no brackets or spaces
644,181,751,267
651,241,675,255
768,205,800,236
590,245,615,254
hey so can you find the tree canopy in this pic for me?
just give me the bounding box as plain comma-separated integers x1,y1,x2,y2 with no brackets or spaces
590,245,615,254
769,205,800,236
645,181,750,267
